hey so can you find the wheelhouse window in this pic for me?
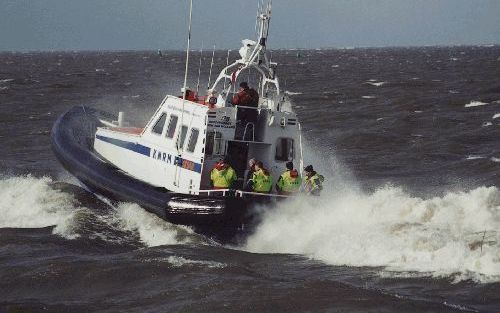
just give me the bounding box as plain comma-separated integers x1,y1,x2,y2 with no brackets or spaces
186,128,199,153
177,125,188,150
275,138,294,161
152,113,166,135
166,115,178,138
205,131,223,155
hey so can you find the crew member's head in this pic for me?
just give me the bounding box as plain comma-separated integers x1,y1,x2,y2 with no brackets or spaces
304,165,314,177
255,160,264,171
286,161,294,170
248,158,256,168
239,81,249,91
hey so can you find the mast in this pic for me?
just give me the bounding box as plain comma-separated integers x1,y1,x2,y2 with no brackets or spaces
176,0,193,186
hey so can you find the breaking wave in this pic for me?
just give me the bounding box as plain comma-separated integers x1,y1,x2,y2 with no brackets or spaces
245,184,500,283
0,175,198,247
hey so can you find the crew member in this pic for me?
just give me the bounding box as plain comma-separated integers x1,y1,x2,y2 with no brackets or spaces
276,161,302,195
210,158,237,189
232,82,259,107
302,165,324,196
245,158,257,191
249,161,273,193
179,87,198,102
233,82,259,130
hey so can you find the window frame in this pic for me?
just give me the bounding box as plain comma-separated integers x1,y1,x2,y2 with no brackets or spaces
205,131,223,156
151,113,167,135
275,137,295,161
165,114,179,139
176,125,189,150
186,128,200,153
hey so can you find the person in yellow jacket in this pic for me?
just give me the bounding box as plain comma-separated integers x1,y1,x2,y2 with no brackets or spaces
249,161,273,193
210,158,237,189
302,165,324,196
276,161,302,195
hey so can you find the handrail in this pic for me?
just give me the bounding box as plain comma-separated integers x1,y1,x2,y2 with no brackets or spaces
198,189,293,198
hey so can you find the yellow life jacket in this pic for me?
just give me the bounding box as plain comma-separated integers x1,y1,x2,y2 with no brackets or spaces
252,169,273,193
210,166,237,188
277,170,302,193
304,172,324,195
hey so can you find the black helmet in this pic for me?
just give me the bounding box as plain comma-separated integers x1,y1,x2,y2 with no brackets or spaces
304,165,314,172
239,81,249,89
286,161,294,170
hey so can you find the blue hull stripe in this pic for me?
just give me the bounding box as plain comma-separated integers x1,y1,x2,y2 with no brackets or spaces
96,135,202,173
96,135,151,156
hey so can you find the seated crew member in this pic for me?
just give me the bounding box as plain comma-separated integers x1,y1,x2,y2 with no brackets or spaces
232,82,259,128
179,87,198,102
302,165,325,196
244,158,257,191
276,161,302,195
249,161,273,193
210,157,237,189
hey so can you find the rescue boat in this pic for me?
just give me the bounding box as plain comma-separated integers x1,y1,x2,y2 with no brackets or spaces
51,2,304,238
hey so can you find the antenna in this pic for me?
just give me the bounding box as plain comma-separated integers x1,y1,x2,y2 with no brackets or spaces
223,49,231,91
176,0,193,187
207,45,216,90
196,43,203,94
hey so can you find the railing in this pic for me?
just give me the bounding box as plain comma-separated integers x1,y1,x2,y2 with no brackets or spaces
198,189,293,199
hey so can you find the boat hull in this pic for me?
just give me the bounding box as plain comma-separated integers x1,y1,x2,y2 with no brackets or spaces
51,106,266,240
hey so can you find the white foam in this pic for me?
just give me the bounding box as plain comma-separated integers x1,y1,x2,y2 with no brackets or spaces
0,78,14,84
366,81,386,87
0,175,80,238
144,256,226,268
245,185,500,283
0,87,8,91
482,122,492,127
285,91,303,96
490,157,500,163
466,155,486,160
95,68,105,72
115,202,195,247
465,101,488,108
362,95,376,99
492,113,500,119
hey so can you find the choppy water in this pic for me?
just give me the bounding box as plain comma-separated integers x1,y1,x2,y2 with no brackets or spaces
1,47,500,312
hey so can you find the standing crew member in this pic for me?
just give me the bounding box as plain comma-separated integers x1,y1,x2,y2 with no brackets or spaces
232,82,259,107
249,161,273,193
210,158,237,189
276,161,302,195
302,165,324,196
232,82,259,129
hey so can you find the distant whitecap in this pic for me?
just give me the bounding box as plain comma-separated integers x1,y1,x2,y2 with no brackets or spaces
466,155,486,160
0,78,14,84
483,121,493,127
491,157,500,163
362,95,376,99
366,81,386,87
492,113,500,119
465,101,488,108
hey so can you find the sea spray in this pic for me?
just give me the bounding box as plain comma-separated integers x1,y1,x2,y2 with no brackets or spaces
115,202,197,247
0,175,80,238
244,185,500,283
0,175,200,247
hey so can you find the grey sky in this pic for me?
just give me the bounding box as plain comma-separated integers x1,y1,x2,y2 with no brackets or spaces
1,0,499,51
